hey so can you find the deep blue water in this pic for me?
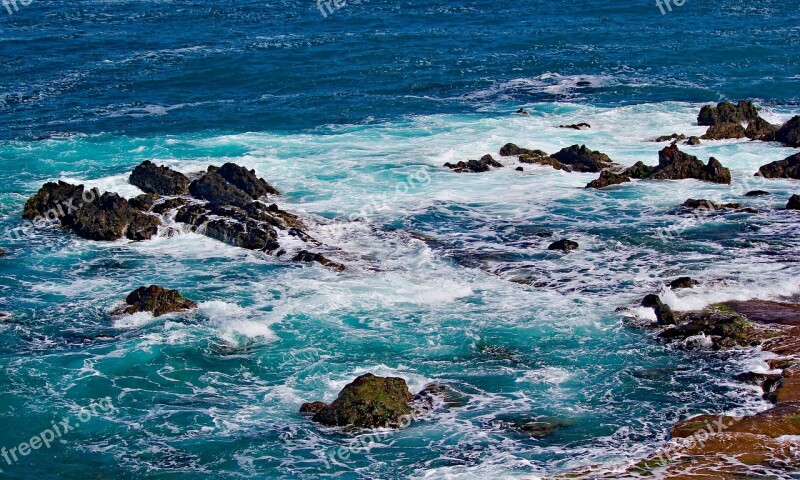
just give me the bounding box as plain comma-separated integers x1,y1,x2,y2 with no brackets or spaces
1,1,800,479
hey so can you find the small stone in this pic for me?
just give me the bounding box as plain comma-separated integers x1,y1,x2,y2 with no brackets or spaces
670,277,698,289
548,239,579,252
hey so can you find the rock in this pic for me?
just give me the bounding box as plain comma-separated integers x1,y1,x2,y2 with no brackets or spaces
151,198,188,215
0,248,6,256
641,295,677,326
744,116,778,141
112,285,197,317
757,152,800,179
548,239,579,252
189,170,253,207
129,160,190,196
216,162,279,198
310,373,413,429
788,195,800,210
744,190,770,197
292,250,345,271
129,193,158,211
697,100,758,126
625,145,731,184
701,123,747,140
681,199,742,211
22,181,85,220
299,401,328,414
515,166,523,172
205,218,280,252
519,154,570,171
125,212,161,241
515,108,529,115
684,136,701,146
558,123,590,130
774,116,800,147
500,143,537,157
586,171,631,189
174,204,209,227
659,311,754,349
550,145,615,173
444,155,503,173
653,133,687,143
670,277,698,289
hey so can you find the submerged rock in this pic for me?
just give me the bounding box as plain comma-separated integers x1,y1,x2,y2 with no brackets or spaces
625,145,731,184
112,285,197,317
697,100,758,126
550,144,616,173
292,250,345,272
774,116,800,147
558,123,590,130
309,373,414,429
548,239,579,252
586,171,630,189
757,152,800,179
653,133,687,143
129,160,190,196
788,195,800,210
744,190,770,197
681,199,742,211
444,155,503,173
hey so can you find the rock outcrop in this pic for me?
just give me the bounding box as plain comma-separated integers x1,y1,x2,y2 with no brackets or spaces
624,145,731,184
112,285,197,317
548,239,579,252
586,171,631,189
681,199,743,211
303,373,414,429
757,152,800,179
550,145,616,173
129,160,190,196
669,277,698,290
787,194,800,210
744,116,778,141
444,155,503,173
23,182,162,241
697,101,758,126
774,116,800,147
701,123,747,140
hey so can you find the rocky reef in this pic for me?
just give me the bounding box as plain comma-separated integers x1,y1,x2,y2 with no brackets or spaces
624,145,731,184
22,161,345,270
112,285,197,317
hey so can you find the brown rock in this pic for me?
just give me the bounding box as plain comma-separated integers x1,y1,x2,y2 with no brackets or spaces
586,171,631,189
701,122,747,140
310,373,414,429
129,160,190,196
112,285,197,317
697,100,758,126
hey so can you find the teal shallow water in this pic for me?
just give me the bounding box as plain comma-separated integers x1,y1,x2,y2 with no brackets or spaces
1,103,799,478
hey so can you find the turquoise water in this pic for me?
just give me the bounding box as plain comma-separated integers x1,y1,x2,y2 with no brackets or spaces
2,1,800,479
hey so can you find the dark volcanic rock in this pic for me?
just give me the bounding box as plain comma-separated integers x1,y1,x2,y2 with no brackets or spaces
515,166,524,172
292,250,345,271
641,295,676,326
550,145,615,173
129,193,158,212
24,182,161,241
774,116,800,147
788,195,800,210
744,190,770,197
625,145,731,184
217,162,279,198
670,277,698,290
500,143,537,157
548,239,579,252
586,171,631,189
205,218,280,252
151,198,188,215
113,285,197,317
559,123,590,130
697,101,758,126
300,401,328,414
520,154,570,171
189,171,253,207
175,204,209,227
444,155,503,173
129,161,190,196
701,123,747,140
310,373,413,429
685,136,701,146
745,116,778,141
659,311,754,349
0,248,6,257
653,133,686,143
757,152,800,179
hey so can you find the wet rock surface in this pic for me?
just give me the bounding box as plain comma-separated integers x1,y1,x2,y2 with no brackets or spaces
112,285,197,317
548,239,579,252
550,144,616,173
697,100,758,126
788,194,800,210
774,115,800,147
129,160,190,196
444,154,503,173
586,170,630,189
757,152,800,179
625,145,732,184
701,122,747,140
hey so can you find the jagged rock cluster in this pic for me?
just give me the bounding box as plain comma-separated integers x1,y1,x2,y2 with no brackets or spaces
23,161,344,271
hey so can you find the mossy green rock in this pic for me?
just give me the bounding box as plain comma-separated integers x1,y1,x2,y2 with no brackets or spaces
312,373,413,428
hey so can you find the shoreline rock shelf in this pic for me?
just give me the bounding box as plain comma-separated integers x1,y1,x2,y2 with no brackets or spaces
22,161,346,271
